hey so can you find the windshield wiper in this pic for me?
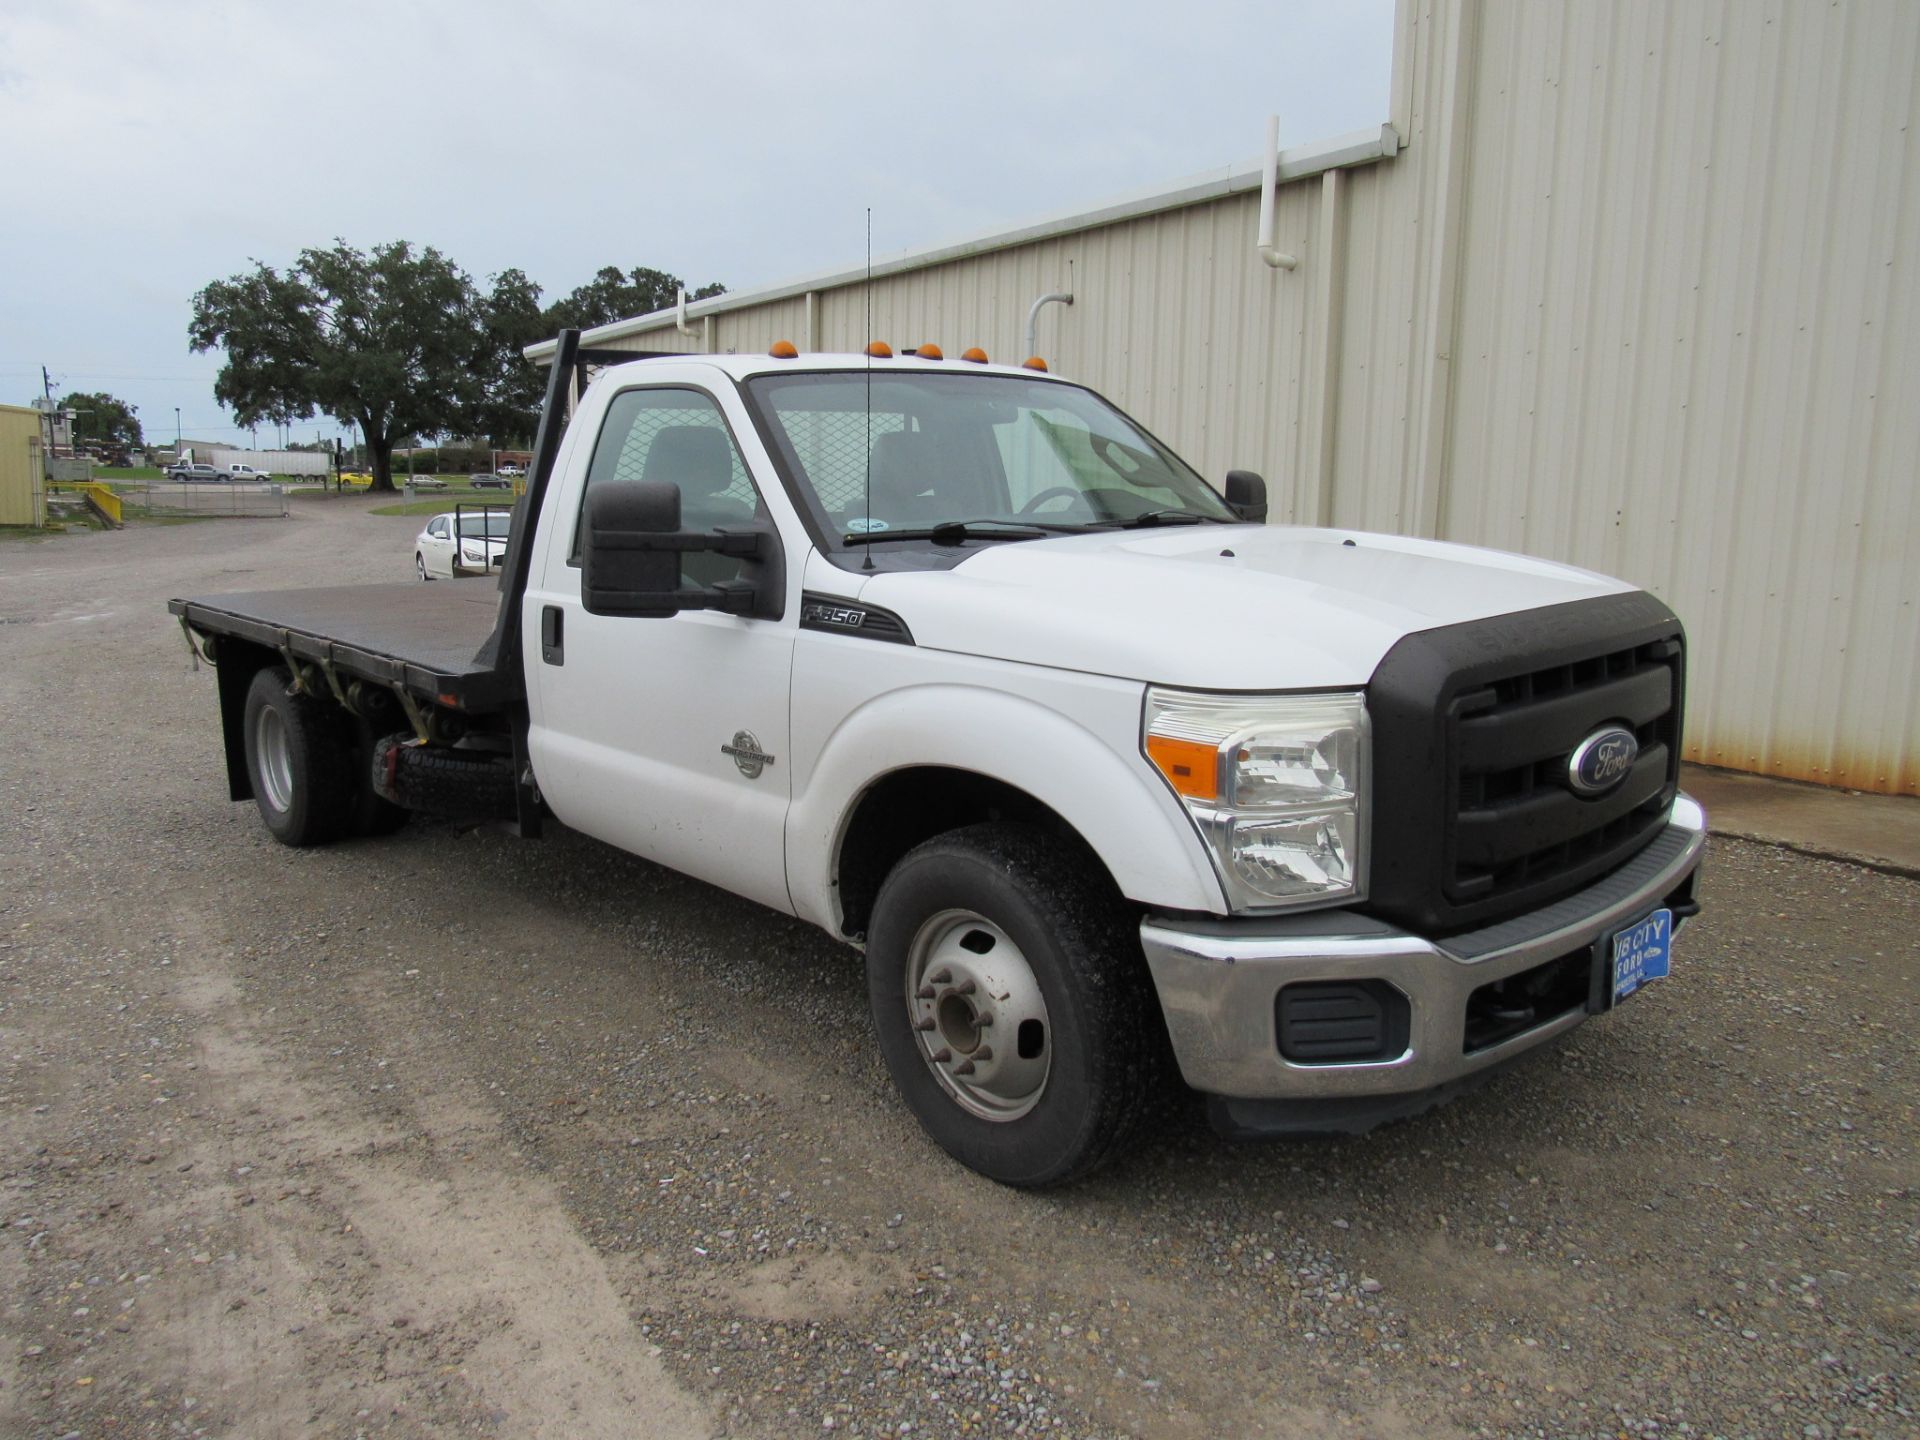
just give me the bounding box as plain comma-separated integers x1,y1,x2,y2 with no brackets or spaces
1093,509,1229,529
841,519,1055,546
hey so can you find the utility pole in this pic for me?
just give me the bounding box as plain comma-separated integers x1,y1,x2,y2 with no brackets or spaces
174,407,182,456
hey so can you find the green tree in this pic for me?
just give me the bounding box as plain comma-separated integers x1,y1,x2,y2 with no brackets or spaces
59,391,143,448
189,240,511,492
544,266,724,333
477,267,549,447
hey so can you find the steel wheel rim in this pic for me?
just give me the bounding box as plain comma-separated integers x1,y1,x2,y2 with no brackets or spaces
253,703,294,814
904,909,1051,1122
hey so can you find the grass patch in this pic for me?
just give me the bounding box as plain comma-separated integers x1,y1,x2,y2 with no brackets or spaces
97,466,164,481
370,499,466,517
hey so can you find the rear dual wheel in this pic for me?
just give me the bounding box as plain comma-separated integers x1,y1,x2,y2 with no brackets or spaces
242,666,408,846
866,823,1163,1188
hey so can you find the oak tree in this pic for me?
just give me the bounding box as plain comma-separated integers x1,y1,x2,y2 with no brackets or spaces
189,241,500,492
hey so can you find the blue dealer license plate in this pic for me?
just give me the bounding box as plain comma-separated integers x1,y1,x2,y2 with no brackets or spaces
1610,908,1673,1005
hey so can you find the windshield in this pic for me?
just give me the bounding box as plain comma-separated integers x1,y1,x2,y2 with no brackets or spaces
455,513,512,539
743,371,1236,546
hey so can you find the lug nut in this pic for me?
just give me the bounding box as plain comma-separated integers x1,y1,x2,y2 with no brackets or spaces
929,967,952,984
955,979,977,996
916,984,937,1000
913,1017,936,1032
953,1060,976,1076
930,1047,952,1064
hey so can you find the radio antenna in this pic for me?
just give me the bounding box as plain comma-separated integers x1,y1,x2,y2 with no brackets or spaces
861,206,875,571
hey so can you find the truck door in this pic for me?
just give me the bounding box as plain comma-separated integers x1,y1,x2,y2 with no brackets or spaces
522,379,798,914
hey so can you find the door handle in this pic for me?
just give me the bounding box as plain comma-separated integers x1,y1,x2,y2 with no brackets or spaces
540,605,564,665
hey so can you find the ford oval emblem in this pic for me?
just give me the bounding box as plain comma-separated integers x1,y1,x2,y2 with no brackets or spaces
1568,726,1639,796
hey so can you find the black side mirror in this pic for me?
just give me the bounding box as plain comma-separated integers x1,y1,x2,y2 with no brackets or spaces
581,481,685,617
1224,471,1268,523
580,481,784,620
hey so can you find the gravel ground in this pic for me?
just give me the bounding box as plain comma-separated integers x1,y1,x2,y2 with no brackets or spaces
0,501,1914,1440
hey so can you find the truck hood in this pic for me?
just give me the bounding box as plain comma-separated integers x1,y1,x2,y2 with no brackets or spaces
855,525,1635,690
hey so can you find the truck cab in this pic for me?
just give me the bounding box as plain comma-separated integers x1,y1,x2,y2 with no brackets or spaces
172,335,1704,1187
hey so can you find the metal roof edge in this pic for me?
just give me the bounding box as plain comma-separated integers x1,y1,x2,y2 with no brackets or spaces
525,123,1400,360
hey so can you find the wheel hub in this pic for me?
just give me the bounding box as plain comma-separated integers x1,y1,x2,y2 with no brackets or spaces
905,910,1050,1122
253,702,293,814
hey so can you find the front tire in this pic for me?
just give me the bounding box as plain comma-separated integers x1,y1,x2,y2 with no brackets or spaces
866,823,1163,1187
416,552,430,581
241,667,357,847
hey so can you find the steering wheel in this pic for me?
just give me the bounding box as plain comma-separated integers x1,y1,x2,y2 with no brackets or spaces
1018,486,1090,516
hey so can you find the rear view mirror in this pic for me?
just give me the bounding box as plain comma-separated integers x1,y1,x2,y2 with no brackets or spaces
1224,470,1268,523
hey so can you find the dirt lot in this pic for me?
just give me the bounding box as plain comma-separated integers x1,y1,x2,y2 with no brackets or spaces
1,501,1914,1440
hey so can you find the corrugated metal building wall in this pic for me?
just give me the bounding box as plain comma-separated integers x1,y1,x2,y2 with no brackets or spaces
1437,0,1920,793
540,0,1919,796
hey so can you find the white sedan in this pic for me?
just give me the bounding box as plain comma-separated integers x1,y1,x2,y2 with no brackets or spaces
414,508,511,580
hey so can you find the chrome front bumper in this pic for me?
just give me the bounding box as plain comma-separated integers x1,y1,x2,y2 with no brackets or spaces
1140,794,1707,1105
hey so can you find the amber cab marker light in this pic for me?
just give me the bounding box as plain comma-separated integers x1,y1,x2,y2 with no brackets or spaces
1021,355,1049,372
916,343,944,360
1146,734,1219,803
768,340,799,359
865,341,894,358
960,347,989,364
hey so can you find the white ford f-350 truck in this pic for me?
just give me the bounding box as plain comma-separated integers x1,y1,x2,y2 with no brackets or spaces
171,331,1705,1186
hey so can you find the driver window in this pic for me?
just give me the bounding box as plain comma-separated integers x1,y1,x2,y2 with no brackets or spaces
573,387,762,583
428,518,449,539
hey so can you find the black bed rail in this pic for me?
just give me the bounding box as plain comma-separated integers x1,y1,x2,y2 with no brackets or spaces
472,331,685,673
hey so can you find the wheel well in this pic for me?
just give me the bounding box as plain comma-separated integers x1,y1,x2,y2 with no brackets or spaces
834,766,1117,939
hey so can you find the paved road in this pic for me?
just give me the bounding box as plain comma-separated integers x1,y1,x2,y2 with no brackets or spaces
1,502,1914,1439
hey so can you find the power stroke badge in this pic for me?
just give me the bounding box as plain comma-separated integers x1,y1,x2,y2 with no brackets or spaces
722,730,776,779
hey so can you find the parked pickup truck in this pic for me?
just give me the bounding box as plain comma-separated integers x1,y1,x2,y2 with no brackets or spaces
170,331,1705,1186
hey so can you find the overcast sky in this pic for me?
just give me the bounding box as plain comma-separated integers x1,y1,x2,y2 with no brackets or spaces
0,0,1392,451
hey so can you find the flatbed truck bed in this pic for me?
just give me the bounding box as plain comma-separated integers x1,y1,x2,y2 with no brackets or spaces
169,582,518,713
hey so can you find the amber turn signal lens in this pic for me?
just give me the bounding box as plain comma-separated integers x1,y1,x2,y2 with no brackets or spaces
1021,355,1049,372
1146,734,1219,802
769,340,799,359
960,347,989,364
865,341,894,358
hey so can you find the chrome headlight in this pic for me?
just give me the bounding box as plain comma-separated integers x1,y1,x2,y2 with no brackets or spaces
1144,689,1369,912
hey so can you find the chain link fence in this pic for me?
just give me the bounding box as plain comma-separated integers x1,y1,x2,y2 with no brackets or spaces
127,482,289,518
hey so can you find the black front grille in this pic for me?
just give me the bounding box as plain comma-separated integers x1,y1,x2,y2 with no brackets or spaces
1448,637,1681,908
1366,591,1686,935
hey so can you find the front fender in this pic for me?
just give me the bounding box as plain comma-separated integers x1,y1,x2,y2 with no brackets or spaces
786,682,1226,931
